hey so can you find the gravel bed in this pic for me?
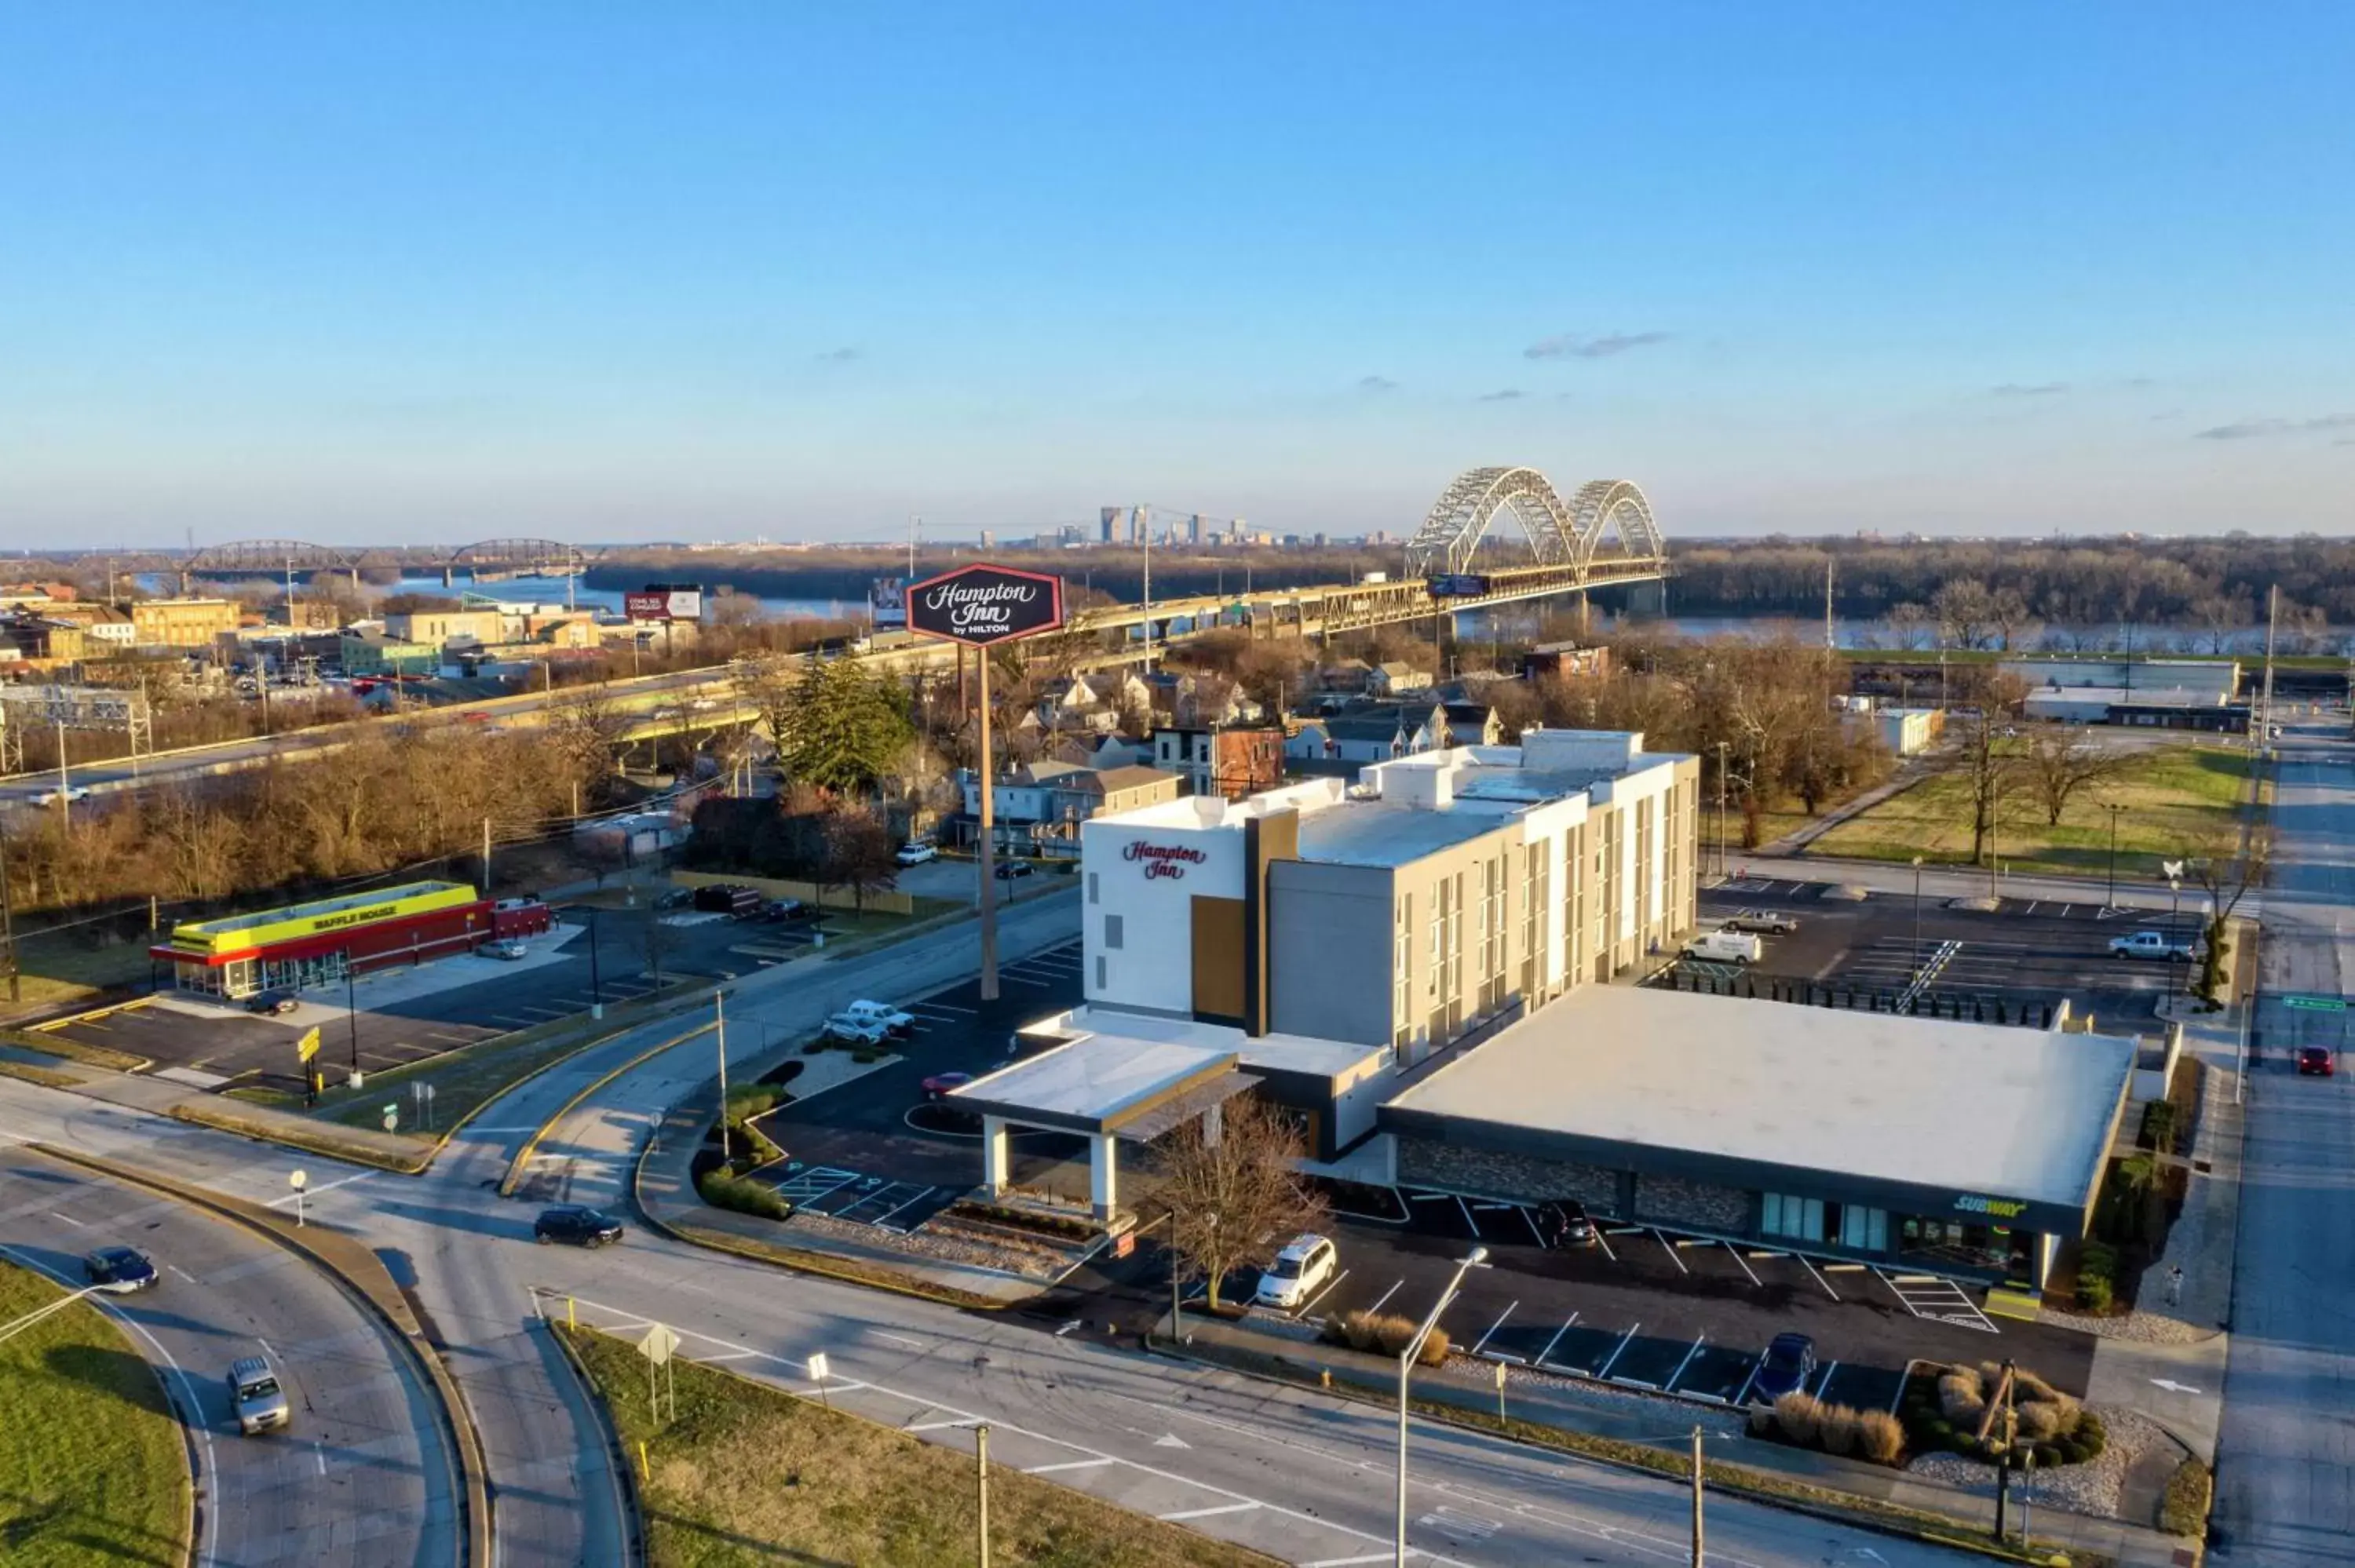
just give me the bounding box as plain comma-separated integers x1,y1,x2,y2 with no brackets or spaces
1448,1353,1749,1437
2035,1306,2214,1345
784,1209,1075,1279
1904,1406,2171,1520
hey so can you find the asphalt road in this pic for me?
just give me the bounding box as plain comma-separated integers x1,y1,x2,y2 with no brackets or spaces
2211,725,2355,1566
0,1147,458,1568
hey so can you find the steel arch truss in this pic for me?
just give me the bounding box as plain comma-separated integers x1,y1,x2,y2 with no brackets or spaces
1565,480,1663,563
184,539,359,576
451,538,593,575
1404,466,1583,577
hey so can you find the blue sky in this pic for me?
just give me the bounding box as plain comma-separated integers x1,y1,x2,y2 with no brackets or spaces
2,4,2350,546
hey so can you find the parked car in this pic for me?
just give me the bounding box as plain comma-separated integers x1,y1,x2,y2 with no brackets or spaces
2108,930,2196,961
820,1013,892,1048
1534,1198,1594,1249
1683,929,1762,965
1721,910,1799,936
82,1245,159,1293
894,842,939,866
534,1205,625,1247
487,940,528,961
245,991,300,1016
921,1070,974,1101
1751,1333,1817,1402
993,860,1035,881
844,999,915,1036
654,888,693,910
228,1355,292,1435
1255,1234,1339,1311
760,899,809,923
2297,1045,2335,1077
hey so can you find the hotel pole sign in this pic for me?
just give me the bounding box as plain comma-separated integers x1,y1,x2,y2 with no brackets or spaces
906,564,1065,647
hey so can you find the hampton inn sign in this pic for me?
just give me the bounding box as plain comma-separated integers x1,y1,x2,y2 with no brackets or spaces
907,563,1065,647
1123,841,1208,881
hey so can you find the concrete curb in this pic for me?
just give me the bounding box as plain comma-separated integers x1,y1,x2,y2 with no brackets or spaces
542,1318,648,1568
30,1143,492,1568
499,1019,715,1198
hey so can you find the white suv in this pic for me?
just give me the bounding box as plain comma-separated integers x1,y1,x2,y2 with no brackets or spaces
820,1013,891,1048
1255,1234,1339,1311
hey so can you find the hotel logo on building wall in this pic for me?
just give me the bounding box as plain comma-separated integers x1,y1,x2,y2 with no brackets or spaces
1123,841,1208,881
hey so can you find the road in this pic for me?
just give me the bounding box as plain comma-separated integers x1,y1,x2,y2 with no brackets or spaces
2211,723,2355,1565
0,1145,459,1568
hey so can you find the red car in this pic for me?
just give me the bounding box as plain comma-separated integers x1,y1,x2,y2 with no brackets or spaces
921,1071,974,1101
2297,1046,2335,1077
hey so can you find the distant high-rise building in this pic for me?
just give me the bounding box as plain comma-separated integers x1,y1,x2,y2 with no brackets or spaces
1313,532,1328,548
1100,506,1128,545
978,530,995,549
1188,513,1204,544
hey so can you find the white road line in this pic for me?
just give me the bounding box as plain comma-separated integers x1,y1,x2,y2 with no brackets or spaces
265,1170,371,1209
1471,1301,1517,1357
912,1001,978,1015
1723,1242,1762,1286
1365,1278,1406,1315
1295,1268,1350,1319
1795,1253,1842,1301
1535,1314,1579,1368
869,1330,928,1351
1654,1230,1689,1274
169,1265,197,1283
906,1418,977,1431
1160,1501,1261,1522
873,1187,940,1227
1813,1359,1842,1400
1592,1227,1617,1263
49,1209,83,1227
1027,1457,1116,1475
314,1441,327,1475
696,1350,755,1362
1303,1555,1397,1567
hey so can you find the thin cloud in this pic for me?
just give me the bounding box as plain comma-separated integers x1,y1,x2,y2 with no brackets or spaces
2194,414,2355,440
1358,375,1398,393
1990,382,2069,397
814,346,861,363
1476,388,1527,402
1523,331,1671,361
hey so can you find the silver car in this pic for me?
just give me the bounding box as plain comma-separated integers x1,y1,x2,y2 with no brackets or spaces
228,1355,290,1435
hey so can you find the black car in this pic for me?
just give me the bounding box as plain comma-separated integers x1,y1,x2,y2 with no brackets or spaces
245,991,299,1016
1535,1198,1595,1249
993,861,1035,881
534,1206,625,1247
1752,1332,1818,1402
83,1245,160,1293
761,899,809,923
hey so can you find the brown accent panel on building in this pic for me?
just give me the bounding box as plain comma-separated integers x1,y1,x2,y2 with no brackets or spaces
1191,895,1247,1024
1241,809,1299,1037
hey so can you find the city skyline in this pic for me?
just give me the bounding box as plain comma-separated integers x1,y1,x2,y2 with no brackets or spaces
3,4,2350,547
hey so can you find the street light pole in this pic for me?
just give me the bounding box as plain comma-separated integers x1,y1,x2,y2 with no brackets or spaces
1690,1424,1706,1566
1911,855,1925,978
586,906,603,1019
2104,802,2123,910
344,948,360,1072
1397,1245,1486,1566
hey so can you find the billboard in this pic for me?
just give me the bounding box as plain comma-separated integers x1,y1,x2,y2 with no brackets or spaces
906,563,1065,647
870,577,907,630
623,585,705,622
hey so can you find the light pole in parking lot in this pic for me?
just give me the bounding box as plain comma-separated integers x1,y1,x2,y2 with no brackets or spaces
2103,802,2124,910
343,948,360,1072
1911,855,1925,977
1397,1245,1485,1567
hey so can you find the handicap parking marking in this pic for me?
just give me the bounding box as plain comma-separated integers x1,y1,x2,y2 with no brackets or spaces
769,1165,864,1205
1875,1269,1999,1333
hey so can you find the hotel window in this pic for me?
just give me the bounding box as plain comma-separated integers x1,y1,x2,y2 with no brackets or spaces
1088,872,1098,905
1762,1193,1825,1243
1426,882,1444,999
1103,914,1123,950
1393,897,1413,1048
1096,956,1108,990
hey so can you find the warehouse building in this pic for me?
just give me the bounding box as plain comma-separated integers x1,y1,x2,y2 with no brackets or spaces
151,881,547,1000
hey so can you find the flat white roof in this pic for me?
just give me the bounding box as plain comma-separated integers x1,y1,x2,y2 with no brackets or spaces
2022,685,2229,708
1024,1006,1388,1079
954,1034,1234,1123
1294,801,1516,867
1388,986,2134,1210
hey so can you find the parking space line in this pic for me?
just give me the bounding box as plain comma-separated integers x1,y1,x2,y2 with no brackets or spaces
1471,1301,1517,1358
1592,1227,1617,1264
1365,1278,1405,1315
1296,1269,1350,1320
874,1186,942,1229
1595,1323,1640,1380
1453,1195,1478,1233
1723,1242,1762,1286
1733,1360,1762,1407
1653,1230,1689,1274
1795,1253,1842,1301
1665,1334,1707,1391
1812,1360,1842,1399
1535,1314,1578,1368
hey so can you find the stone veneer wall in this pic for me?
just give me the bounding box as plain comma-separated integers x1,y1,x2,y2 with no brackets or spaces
1395,1137,1620,1212
1632,1172,1752,1234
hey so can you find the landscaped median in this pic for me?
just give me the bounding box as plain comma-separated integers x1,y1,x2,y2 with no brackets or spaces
0,1019,148,1074
0,1260,192,1567
558,1322,1278,1567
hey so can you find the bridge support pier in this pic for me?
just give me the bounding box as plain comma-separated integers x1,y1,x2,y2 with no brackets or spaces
442,566,455,588
1628,579,1667,618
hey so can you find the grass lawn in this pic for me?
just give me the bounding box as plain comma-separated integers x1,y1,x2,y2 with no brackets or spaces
0,936,155,1023
1806,742,2254,878
0,1263,189,1567
564,1326,1277,1568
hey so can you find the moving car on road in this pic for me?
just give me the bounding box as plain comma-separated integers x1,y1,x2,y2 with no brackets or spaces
894,842,938,866
82,1245,159,1293
2297,1045,2335,1077
844,999,915,1036
1752,1333,1818,1402
2108,930,2196,961
228,1355,291,1435
993,860,1035,881
31,786,90,808
921,1070,973,1100
1255,1234,1339,1311
534,1205,625,1247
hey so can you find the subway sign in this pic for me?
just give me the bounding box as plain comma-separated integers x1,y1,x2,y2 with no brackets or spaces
907,564,1065,647
1954,1194,2029,1219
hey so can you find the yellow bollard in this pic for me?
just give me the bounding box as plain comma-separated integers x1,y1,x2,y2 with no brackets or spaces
568,1297,576,1331
638,1439,650,1483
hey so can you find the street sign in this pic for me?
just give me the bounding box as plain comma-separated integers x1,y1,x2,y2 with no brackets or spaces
296,1026,321,1064
906,564,1066,647
638,1322,681,1366
2284,995,2346,1012
288,1169,308,1191
805,1352,830,1384
382,1104,399,1132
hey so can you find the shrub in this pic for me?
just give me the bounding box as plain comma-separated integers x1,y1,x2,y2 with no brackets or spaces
1747,1407,1776,1438
696,1170,793,1220
1857,1409,1905,1464
1925,1417,1953,1444
2160,1458,2214,1537
2076,1409,2108,1460
1773,1391,1823,1445
2017,1401,2063,1442
2034,1442,2065,1470
2077,1274,2113,1312
1937,1369,1986,1423
1327,1311,1446,1365
2139,1099,2178,1150
1819,1402,1861,1457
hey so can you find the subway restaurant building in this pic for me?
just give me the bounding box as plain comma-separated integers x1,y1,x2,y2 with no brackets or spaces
152,881,495,1000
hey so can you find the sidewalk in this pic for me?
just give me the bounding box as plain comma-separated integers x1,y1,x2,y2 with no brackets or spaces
1170,1307,2193,1567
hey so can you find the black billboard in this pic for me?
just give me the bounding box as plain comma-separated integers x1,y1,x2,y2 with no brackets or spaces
906,564,1067,647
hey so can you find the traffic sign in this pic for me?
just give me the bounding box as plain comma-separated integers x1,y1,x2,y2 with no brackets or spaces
2284,995,2346,1012
296,1026,321,1064
638,1323,681,1366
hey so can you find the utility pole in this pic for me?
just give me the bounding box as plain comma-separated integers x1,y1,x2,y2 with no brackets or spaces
0,819,19,1002
1689,1424,1705,1566
1140,505,1155,673
480,816,492,895
1992,1358,2017,1541
53,720,70,832
1824,555,1835,653
977,648,999,1001
714,991,732,1166
976,1423,992,1568
2259,582,2280,755
1714,740,1729,881
908,514,919,585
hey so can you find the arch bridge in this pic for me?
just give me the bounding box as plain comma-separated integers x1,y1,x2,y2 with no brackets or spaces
443,538,596,584
180,539,373,594
1404,467,1663,578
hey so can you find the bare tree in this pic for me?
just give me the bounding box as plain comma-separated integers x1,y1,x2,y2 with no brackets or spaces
2185,819,2273,1005
1945,674,2028,865
2020,727,2128,826
1154,1096,1327,1312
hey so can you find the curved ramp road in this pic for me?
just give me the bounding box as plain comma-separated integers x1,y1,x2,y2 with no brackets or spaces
0,1147,459,1568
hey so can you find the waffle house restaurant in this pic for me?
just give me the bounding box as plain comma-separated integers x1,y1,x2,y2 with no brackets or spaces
152,881,494,1000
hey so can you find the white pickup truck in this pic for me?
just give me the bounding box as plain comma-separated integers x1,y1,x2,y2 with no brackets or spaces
842,999,915,1036
2108,930,2196,961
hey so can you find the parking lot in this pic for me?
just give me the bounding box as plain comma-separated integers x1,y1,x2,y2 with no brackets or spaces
742,939,1091,1231
1685,878,2182,1031
32,896,804,1092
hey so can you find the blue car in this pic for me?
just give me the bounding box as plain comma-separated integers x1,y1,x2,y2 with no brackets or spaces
1751,1333,1817,1402
83,1245,160,1294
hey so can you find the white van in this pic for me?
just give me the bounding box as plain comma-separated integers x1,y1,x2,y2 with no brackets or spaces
1684,929,1763,965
